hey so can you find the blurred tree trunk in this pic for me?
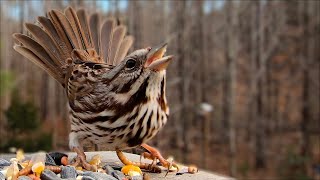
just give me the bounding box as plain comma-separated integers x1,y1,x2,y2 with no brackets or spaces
298,1,320,169
248,2,257,148
255,1,266,169
170,0,188,163
224,1,238,176
190,0,210,168
18,0,28,102
192,0,205,103
77,0,84,7
128,1,142,49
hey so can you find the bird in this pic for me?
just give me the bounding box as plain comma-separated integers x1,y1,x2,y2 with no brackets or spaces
13,7,176,172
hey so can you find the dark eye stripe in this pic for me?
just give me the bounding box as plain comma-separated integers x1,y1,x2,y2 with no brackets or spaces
116,75,141,93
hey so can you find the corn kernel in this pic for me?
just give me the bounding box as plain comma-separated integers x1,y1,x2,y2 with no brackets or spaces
128,170,142,177
121,165,142,175
32,162,45,176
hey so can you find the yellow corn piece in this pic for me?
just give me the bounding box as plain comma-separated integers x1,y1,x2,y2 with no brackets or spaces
16,149,25,162
30,152,46,177
76,166,83,171
32,162,45,176
89,154,102,166
121,165,142,175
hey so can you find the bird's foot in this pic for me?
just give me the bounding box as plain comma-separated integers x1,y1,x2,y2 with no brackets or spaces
70,147,98,171
116,149,161,173
141,144,179,172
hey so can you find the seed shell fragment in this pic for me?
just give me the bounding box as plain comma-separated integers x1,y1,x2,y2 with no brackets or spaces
81,171,117,180
17,175,32,180
40,169,62,180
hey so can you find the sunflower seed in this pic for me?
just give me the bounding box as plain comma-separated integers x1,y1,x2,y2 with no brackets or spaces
48,152,68,166
0,159,10,167
102,165,114,175
0,172,5,180
17,176,32,180
45,153,56,166
111,170,125,180
61,166,77,179
40,169,62,180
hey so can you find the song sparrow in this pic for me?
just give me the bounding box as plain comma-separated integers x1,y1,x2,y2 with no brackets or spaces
13,7,176,171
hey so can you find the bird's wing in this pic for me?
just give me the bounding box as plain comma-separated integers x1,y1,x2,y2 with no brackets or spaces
66,60,114,101
13,7,133,87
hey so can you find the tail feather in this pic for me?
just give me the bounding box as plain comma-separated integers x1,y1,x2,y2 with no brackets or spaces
24,23,63,66
100,18,115,63
89,13,100,55
114,36,134,65
109,25,126,65
13,7,133,86
49,10,80,49
13,34,61,72
13,45,63,81
47,10,75,52
76,9,94,50
37,16,71,61
65,7,92,50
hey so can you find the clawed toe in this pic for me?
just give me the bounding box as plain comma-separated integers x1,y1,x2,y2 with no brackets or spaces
141,144,179,173
70,156,97,171
146,163,162,173
71,147,98,171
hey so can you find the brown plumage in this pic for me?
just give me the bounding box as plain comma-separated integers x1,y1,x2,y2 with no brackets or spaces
13,7,176,171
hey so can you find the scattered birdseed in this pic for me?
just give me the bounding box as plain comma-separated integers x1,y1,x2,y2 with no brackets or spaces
0,151,199,179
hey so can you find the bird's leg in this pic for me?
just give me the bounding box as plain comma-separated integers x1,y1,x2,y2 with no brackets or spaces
116,149,161,173
141,144,179,171
71,147,97,171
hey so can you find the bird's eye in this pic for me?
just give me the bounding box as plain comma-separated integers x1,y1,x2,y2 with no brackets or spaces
125,59,136,69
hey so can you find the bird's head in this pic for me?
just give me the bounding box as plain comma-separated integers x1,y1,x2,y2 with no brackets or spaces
119,43,172,79
104,43,172,101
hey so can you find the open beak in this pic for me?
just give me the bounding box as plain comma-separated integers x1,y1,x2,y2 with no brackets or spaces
144,43,173,71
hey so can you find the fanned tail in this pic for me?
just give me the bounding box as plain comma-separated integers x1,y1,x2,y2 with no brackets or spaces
13,7,133,86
